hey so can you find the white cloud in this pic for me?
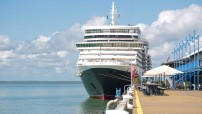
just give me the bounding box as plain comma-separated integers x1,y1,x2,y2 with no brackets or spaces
81,16,107,31
83,16,107,27
57,50,69,58
31,35,50,51
0,16,107,79
139,4,202,67
135,23,148,33
0,35,16,50
0,50,14,59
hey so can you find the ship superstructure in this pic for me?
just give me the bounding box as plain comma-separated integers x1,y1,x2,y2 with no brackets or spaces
76,2,151,100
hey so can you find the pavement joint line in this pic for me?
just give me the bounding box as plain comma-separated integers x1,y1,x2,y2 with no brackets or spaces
135,90,143,114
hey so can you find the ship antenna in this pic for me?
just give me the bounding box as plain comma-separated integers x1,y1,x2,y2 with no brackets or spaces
110,1,118,25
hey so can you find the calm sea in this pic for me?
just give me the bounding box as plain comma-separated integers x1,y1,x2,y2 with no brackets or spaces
0,81,108,114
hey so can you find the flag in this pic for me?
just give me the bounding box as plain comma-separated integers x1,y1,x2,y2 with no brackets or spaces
131,65,138,79
131,66,135,79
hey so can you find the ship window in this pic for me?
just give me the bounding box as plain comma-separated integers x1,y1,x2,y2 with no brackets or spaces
84,35,136,39
77,43,145,48
85,28,140,34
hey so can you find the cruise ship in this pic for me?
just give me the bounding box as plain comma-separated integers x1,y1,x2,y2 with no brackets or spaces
76,2,151,100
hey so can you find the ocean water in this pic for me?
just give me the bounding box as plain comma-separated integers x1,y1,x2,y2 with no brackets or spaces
0,82,108,114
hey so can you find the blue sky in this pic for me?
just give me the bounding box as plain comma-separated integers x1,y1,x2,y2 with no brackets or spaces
1,0,201,42
0,0,202,81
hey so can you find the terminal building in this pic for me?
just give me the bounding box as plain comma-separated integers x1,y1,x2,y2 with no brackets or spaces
163,31,202,90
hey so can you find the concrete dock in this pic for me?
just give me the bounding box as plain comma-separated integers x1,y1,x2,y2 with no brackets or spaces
133,90,202,114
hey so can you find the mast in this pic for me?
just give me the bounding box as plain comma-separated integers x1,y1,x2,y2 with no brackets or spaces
110,1,117,25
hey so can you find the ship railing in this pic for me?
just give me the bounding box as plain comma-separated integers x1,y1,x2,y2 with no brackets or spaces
77,60,130,66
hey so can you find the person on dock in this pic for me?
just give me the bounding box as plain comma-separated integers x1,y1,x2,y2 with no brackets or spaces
183,81,186,90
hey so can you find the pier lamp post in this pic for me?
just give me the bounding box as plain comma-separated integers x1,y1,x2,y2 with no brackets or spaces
182,40,186,83
183,39,191,83
193,33,196,90
174,46,180,89
172,48,174,88
188,31,200,90
185,51,188,82
187,34,192,86
181,40,184,72
197,35,200,90
182,40,188,83
194,33,200,90
173,48,176,69
172,48,175,89
184,37,191,82
179,43,183,83
184,39,187,82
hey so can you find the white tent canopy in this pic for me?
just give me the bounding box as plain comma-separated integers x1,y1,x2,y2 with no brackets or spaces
143,65,183,76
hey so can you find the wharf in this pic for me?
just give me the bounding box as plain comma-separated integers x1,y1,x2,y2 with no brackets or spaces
133,90,202,114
